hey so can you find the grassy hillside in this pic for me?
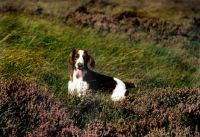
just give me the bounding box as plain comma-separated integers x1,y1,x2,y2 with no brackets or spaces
0,13,199,91
0,0,200,136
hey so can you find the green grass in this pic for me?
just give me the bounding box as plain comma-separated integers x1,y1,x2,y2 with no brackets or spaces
0,13,199,95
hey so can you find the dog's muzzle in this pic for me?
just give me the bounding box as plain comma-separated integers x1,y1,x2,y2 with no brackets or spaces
77,63,84,70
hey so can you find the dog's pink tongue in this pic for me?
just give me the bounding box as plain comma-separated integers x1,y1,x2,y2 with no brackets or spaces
76,69,82,78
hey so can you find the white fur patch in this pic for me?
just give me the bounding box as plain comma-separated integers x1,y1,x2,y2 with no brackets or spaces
68,69,88,97
111,78,126,101
75,50,84,69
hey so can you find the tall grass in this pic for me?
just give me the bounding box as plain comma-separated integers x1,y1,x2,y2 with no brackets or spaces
0,13,199,93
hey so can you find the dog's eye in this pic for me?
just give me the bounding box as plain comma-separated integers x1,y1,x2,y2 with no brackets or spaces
83,57,87,60
75,55,79,59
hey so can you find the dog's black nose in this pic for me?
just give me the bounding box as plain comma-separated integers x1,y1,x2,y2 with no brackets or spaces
78,63,83,69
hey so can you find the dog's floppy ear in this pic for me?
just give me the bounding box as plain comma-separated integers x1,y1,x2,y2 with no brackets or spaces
87,52,95,69
68,49,76,65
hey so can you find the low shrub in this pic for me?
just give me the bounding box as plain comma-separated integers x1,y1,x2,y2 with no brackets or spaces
83,88,200,136
0,79,200,136
0,79,81,137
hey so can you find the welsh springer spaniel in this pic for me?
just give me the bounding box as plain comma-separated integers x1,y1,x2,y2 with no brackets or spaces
68,49,136,101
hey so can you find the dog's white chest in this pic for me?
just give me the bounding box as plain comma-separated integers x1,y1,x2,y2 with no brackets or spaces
68,70,88,97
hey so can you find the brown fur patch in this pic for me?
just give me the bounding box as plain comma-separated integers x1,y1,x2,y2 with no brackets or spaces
125,90,129,96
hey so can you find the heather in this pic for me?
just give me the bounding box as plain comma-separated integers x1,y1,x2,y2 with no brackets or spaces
68,88,200,136
0,79,82,136
1,79,200,136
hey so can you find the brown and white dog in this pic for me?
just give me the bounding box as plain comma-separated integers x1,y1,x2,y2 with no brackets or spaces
68,49,136,101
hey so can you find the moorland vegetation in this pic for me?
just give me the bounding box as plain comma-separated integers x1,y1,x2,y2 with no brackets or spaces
0,0,200,136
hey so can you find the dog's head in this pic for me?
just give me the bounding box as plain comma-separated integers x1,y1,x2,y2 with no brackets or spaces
68,49,95,70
